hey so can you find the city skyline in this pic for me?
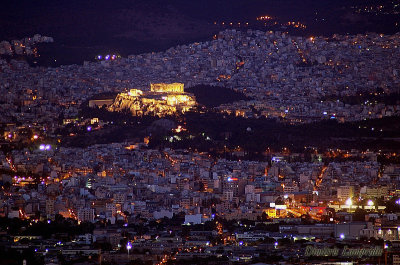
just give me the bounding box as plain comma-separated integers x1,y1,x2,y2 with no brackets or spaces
1,1,400,265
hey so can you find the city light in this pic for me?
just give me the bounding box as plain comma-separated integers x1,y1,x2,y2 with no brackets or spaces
39,144,51,151
127,242,132,257
174,125,186,133
96,54,120,61
1,10,400,264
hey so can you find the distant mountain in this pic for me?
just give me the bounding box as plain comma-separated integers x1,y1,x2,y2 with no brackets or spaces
0,0,218,44
1,0,398,42
0,0,398,66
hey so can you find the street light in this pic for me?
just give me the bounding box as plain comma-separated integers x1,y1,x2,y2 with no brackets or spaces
367,200,374,206
127,242,132,259
345,198,352,207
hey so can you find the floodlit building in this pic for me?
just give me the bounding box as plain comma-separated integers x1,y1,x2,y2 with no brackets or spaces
337,186,354,201
109,83,196,117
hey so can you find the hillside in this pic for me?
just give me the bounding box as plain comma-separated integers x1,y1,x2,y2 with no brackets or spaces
186,85,249,108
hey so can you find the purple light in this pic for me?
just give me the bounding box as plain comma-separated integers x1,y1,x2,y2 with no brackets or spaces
45,144,51,150
97,55,102,60
105,55,110,60
8,134,12,138
39,144,45,150
87,126,92,131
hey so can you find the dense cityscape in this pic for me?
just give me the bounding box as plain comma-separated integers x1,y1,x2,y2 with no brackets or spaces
1,1,400,265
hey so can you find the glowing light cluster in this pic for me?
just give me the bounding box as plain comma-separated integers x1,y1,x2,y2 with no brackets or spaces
39,144,51,151
256,15,273,21
96,54,121,61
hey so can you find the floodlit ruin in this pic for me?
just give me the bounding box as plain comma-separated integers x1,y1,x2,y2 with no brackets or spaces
108,83,196,116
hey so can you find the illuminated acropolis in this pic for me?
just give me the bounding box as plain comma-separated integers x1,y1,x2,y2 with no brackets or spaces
108,83,196,116
150,83,184,93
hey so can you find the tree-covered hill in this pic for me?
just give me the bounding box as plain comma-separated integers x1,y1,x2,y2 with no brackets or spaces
186,85,250,108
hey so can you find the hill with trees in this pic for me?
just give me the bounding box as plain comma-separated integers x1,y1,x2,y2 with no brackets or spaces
186,85,249,108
